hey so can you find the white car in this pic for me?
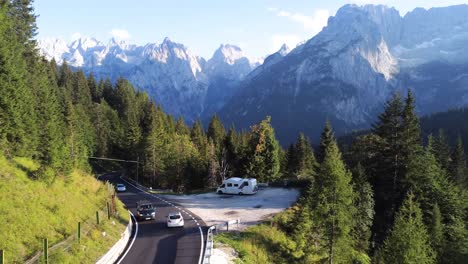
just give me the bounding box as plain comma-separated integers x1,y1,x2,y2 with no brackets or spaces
167,212,184,227
116,183,126,192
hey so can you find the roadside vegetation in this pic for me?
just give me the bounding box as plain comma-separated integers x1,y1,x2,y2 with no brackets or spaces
216,92,468,264
0,1,466,263
0,156,128,263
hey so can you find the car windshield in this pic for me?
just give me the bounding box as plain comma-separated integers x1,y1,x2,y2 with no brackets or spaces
141,209,154,214
139,204,153,209
169,215,181,220
117,184,124,187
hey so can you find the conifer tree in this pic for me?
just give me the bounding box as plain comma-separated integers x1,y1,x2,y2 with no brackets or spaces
429,203,444,262
450,135,467,186
175,117,190,135
401,90,423,165
207,114,226,156
246,116,280,182
288,133,318,179
88,72,101,103
433,129,451,171
142,102,166,187
371,92,418,245
317,120,334,163
190,120,207,151
308,123,356,264
381,192,435,264
0,4,38,157
352,163,374,254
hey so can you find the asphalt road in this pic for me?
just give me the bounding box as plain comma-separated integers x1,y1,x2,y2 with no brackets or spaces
100,173,206,264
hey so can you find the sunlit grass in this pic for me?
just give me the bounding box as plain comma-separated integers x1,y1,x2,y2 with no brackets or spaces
0,155,128,263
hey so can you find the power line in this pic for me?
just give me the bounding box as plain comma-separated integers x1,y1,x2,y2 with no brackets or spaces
73,155,140,164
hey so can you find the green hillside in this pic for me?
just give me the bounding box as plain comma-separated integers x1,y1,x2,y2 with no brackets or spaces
0,156,128,263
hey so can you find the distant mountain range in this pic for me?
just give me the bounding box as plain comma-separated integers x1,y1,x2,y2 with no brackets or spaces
39,4,468,144
219,4,468,143
38,37,262,122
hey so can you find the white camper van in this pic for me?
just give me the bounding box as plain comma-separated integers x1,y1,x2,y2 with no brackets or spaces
216,177,258,195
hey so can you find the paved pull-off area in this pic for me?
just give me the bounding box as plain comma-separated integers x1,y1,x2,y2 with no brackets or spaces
160,188,300,230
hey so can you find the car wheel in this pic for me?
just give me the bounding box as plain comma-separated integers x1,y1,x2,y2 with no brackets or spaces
238,192,243,195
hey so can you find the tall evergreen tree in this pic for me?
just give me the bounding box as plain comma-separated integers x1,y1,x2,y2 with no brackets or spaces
450,135,467,186
429,203,444,263
175,117,190,135
246,116,281,182
307,123,356,264
371,92,405,245
0,4,38,157
380,192,435,264
142,102,166,187
288,133,318,179
207,114,226,156
317,120,334,164
352,163,375,254
87,72,101,103
401,90,423,166
433,129,451,171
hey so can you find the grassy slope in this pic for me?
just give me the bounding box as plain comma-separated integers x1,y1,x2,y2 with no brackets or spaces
0,156,128,263
215,207,299,264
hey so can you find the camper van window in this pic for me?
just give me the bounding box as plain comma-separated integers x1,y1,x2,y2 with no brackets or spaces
227,183,232,187
221,184,225,188
234,184,239,187
243,181,249,186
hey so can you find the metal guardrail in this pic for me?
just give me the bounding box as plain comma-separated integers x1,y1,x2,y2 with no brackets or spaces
202,219,240,264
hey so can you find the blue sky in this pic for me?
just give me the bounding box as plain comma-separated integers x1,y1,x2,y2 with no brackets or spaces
34,0,468,59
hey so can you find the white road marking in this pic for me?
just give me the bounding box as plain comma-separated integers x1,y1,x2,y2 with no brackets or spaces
119,176,205,264
116,211,138,264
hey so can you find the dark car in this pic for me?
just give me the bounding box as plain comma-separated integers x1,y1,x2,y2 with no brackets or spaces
136,200,156,221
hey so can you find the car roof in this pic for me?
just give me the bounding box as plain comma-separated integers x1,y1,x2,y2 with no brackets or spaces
117,183,125,186
168,212,182,216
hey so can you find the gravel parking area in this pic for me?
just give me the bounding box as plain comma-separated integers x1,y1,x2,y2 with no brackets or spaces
161,188,300,229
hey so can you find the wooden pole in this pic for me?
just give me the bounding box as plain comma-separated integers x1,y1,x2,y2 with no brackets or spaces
43,239,48,264
0,249,4,264
107,201,111,219
78,222,81,243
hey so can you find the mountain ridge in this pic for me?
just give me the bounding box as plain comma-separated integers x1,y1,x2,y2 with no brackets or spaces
39,37,259,122
218,4,468,144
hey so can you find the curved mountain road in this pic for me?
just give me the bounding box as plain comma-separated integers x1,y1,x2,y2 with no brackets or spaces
100,173,207,264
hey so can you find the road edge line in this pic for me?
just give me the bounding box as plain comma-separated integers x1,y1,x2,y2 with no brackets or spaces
198,226,204,264
116,211,138,264
120,177,205,264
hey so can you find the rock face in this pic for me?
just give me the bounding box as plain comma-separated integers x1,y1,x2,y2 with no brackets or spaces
218,4,468,143
39,4,468,144
38,38,255,122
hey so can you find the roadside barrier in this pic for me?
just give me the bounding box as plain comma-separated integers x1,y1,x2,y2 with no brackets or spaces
96,213,133,264
202,219,240,264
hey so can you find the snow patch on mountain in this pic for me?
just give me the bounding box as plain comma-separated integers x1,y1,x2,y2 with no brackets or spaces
38,36,257,122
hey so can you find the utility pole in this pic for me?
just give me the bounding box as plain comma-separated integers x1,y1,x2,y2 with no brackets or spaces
136,155,139,185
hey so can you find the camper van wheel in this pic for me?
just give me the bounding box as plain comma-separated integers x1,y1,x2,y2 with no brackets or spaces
238,192,243,195
217,190,223,194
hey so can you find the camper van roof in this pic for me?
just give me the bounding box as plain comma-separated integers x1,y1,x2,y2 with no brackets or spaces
227,177,243,181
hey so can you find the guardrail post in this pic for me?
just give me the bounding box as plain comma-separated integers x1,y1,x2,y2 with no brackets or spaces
43,238,48,264
226,221,229,231
78,222,81,243
0,249,4,264
96,211,100,225
237,219,240,228
107,202,111,219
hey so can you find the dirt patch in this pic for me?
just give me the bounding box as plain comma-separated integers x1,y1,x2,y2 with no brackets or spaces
224,210,238,216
